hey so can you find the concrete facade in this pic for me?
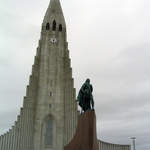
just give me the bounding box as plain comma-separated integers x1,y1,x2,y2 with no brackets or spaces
0,0,131,150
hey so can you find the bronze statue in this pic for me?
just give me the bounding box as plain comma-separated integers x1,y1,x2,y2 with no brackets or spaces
77,79,94,112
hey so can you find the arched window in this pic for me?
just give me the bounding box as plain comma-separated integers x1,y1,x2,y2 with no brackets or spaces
46,23,50,30
52,20,56,31
45,119,53,146
59,24,62,31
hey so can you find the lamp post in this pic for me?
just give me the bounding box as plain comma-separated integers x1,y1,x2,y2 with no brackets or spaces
130,137,136,150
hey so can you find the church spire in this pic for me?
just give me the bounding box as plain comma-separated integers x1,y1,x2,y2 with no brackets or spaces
43,0,66,31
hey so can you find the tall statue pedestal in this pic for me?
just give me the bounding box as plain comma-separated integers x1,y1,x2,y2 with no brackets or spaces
64,110,99,150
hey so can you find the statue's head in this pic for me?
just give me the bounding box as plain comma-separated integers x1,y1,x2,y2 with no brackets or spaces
86,78,90,84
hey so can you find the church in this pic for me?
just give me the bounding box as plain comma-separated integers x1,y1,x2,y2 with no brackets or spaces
0,0,131,150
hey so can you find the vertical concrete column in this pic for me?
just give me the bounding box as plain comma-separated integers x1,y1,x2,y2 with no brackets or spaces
29,107,33,150
21,110,25,150
112,144,115,150
119,145,121,150
22,109,26,150
120,145,122,150
5,132,9,150
4,133,7,150
20,111,23,150
68,78,70,142
64,75,67,145
26,106,30,150
19,115,22,150
26,106,29,150
103,142,105,150
72,87,75,136
16,120,20,150
99,141,101,150
3,134,6,150
8,130,11,150
30,109,34,150
101,142,103,150
10,129,13,150
12,126,16,150
0,135,4,149
0,136,2,148
7,132,10,150
28,99,33,150
13,122,17,150
27,105,32,150
70,78,73,139
70,79,72,139
16,116,20,150
72,80,74,138
72,81,75,137
25,100,29,149
69,78,72,141
74,88,78,129
66,76,69,143
70,79,73,140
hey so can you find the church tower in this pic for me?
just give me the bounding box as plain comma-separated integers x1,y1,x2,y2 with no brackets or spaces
33,0,78,149
0,0,78,150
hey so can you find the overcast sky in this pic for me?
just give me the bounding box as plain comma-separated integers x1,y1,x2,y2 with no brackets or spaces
0,0,149,150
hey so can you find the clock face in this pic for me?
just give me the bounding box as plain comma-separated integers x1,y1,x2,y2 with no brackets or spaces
50,37,57,43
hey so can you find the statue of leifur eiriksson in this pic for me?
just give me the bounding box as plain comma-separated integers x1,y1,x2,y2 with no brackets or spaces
77,79,94,112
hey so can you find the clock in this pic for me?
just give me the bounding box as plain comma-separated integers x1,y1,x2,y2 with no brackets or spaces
50,37,57,43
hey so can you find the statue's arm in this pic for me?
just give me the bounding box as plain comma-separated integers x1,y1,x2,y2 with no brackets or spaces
81,83,86,93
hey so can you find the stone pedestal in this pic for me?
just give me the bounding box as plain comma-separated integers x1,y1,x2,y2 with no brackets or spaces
64,110,99,150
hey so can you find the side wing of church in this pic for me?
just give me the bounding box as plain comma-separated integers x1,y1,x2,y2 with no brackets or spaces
0,0,131,150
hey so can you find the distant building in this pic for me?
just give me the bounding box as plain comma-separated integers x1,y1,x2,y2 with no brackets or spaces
0,0,131,150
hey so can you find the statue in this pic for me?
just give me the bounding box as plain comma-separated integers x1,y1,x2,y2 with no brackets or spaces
77,79,94,112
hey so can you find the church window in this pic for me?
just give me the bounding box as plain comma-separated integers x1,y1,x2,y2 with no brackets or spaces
52,20,56,31
50,92,53,96
59,24,62,31
45,119,53,146
46,23,50,30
